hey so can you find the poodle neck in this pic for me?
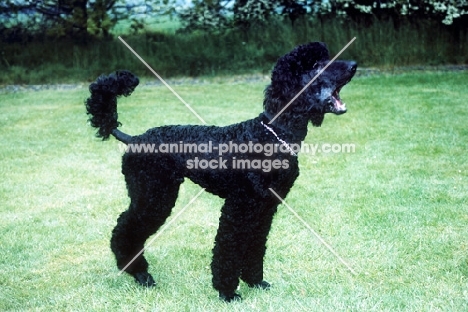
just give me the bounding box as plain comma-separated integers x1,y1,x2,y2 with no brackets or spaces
261,112,309,143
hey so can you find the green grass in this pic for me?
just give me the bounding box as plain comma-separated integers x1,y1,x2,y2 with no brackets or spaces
1,71,468,310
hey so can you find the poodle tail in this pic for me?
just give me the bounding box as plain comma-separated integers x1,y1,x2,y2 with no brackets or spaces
85,70,139,143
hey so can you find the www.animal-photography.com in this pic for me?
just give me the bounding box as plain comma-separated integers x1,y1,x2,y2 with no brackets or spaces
1,1,467,310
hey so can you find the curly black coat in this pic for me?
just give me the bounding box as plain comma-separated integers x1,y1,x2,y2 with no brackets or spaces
85,42,357,301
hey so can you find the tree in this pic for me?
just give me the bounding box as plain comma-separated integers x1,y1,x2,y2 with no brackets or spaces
278,0,308,25
0,0,121,41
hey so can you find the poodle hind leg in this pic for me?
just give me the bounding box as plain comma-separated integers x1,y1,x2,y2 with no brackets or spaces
111,161,183,287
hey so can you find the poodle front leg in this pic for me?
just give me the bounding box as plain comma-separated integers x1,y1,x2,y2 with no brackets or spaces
240,207,276,290
211,207,248,302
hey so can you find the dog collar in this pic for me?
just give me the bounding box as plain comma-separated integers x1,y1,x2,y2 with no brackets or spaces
261,121,297,156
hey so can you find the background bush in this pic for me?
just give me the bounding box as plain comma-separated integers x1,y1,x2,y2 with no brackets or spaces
0,0,467,84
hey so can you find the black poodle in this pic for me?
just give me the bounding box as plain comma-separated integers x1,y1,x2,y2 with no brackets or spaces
85,42,357,302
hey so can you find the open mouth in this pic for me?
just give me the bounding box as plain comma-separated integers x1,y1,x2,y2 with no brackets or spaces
317,60,356,118
331,86,347,114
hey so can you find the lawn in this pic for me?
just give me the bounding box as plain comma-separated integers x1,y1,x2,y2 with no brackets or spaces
1,71,467,311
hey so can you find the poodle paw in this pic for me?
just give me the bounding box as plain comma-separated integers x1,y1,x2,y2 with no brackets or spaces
133,272,156,287
248,280,271,290
219,292,242,302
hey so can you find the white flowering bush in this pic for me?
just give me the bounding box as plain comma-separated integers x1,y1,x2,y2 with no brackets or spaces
326,0,467,25
176,0,466,31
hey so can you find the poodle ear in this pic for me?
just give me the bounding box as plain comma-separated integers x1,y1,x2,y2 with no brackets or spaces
292,42,329,70
310,112,325,127
271,42,329,84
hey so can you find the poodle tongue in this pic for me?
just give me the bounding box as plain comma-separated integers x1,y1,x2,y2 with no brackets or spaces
332,89,347,114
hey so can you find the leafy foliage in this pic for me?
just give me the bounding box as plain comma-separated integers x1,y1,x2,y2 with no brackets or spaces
327,0,468,25
175,0,468,32
0,0,125,41
176,0,232,32
1,0,466,42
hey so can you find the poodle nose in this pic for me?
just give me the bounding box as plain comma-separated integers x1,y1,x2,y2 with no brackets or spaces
348,61,357,73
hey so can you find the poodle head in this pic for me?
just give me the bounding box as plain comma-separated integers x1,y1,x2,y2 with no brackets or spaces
264,42,357,128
